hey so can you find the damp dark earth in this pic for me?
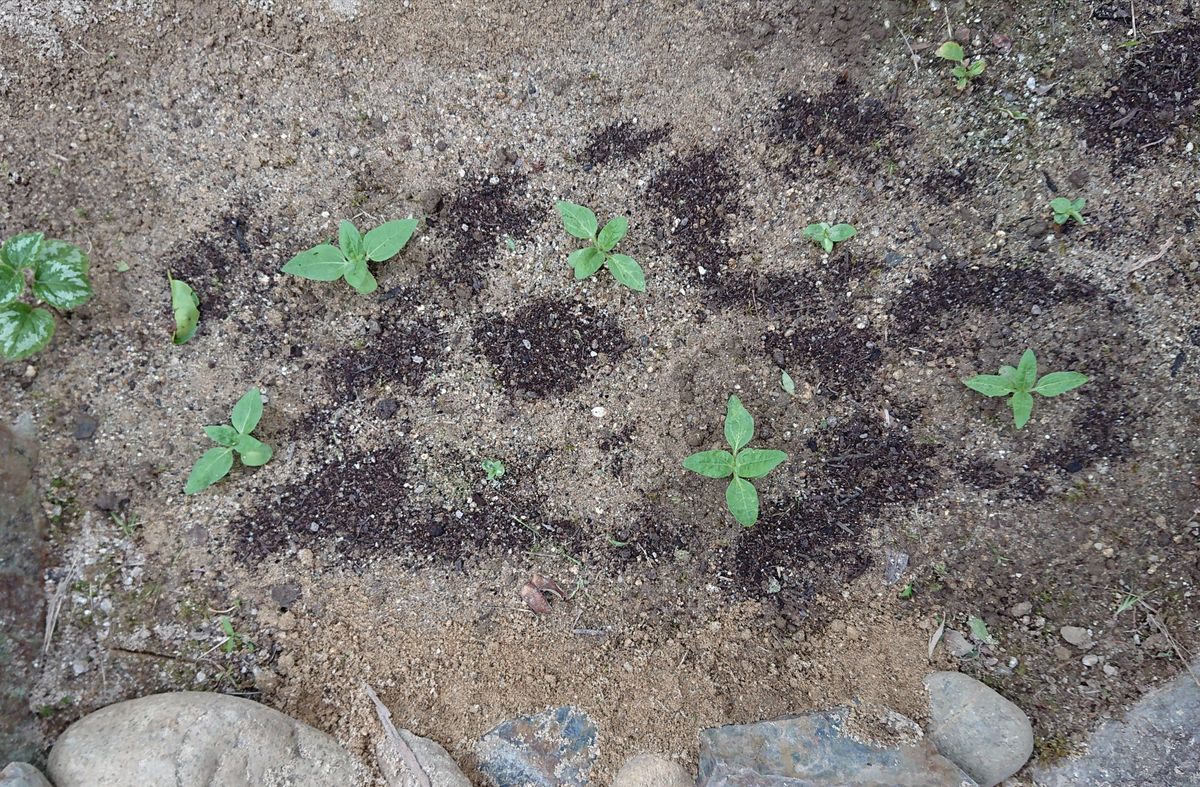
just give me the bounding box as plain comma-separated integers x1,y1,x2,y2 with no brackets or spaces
1,0,1198,783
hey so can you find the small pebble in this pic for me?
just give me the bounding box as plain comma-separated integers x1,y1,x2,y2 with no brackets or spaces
591,406,607,418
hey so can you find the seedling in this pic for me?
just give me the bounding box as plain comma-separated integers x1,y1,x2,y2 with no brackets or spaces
935,41,985,90
780,370,796,395
169,273,200,345
0,232,93,360
282,218,419,294
963,349,1088,429
219,616,254,654
1050,197,1086,226
185,387,274,494
802,222,856,253
555,200,645,292
967,614,998,645
683,395,787,527
482,458,506,483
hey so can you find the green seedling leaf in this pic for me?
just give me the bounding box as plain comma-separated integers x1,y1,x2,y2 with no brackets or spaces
187,387,272,493
682,449,735,478
1,232,45,269
968,615,997,645
343,258,378,294
1010,391,1034,429
821,237,834,252
597,216,629,252
936,41,965,63
338,220,364,260
1015,349,1038,391
724,395,754,452
170,275,200,345
185,447,234,494
231,387,264,434
963,374,1015,397
802,223,827,241
606,254,645,292
1034,371,1089,397
0,260,23,305
115,261,131,272
726,476,760,526
569,247,605,279
0,303,55,360
734,448,788,479
282,244,348,281
234,434,272,466
204,425,240,447
781,370,795,395
363,218,418,262
32,240,92,309
555,200,598,240
968,59,986,76
481,458,506,482
827,223,857,243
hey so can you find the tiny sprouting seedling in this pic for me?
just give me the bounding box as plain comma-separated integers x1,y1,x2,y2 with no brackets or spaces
0,232,93,360
555,200,645,292
935,41,986,90
169,273,200,345
1050,197,1086,226
963,349,1088,429
802,222,857,253
282,217,418,295
110,511,139,538
780,370,796,395
898,582,915,600
219,616,254,654
482,458,506,483
683,395,788,527
185,388,274,494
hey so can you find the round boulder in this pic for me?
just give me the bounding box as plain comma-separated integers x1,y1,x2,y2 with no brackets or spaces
924,671,1033,787
613,753,691,787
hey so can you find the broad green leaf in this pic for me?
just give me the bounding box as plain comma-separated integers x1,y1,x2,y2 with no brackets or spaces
1071,198,1086,213
952,65,968,80
1,232,44,269
204,425,240,447
0,262,22,305
802,223,827,240
185,447,234,494
596,216,628,252
32,240,91,309
998,365,1018,384
935,41,964,62
231,387,263,434
682,449,735,479
282,244,348,281
555,200,598,240
967,59,986,76
1010,391,1034,429
726,476,760,527
605,254,645,292
735,449,787,479
963,374,1014,397
724,395,754,452
968,614,997,645
1015,349,1037,391
338,220,363,259
827,223,857,242
0,303,54,360
569,247,605,279
170,276,200,345
234,434,273,466
781,370,795,395
1049,197,1072,214
363,218,419,262
344,258,378,294
1034,371,1088,397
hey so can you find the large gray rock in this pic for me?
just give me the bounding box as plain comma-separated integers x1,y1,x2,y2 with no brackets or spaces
613,753,691,787
1,762,53,787
1033,660,1200,786
476,706,597,787
924,671,1033,787
697,706,976,786
47,691,365,786
374,729,470,787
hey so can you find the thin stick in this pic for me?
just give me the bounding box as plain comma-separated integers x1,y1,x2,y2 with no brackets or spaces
1125,236,1173,273
898,28,921,74
43,556,80,657
1138,601,1199,689
1130,0,1138,41
363,682,431,787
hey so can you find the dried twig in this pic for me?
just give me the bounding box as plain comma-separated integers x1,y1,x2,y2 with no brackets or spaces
43,556,81,657
928,613,946,661
363,682,431,787
1125,236,1174,273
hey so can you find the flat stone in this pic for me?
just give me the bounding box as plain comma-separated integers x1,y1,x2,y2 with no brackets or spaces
1034,659,1200,786
924,671,1033,787
0,763,53,786
943,629,975,658
1061,626,1092,648
476,706,597,787
71,414,98,440
375,729,470,787
697,706,975,786
1010,602,1032,617
613,753,691,787
47,692,364,786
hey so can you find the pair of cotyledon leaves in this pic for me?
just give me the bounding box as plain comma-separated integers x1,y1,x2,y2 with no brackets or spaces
0,232,92,360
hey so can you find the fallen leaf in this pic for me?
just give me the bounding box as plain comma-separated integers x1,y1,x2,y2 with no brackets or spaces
520,582,551,614
531,572,567,600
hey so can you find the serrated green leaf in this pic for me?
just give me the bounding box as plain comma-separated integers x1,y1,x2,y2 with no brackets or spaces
827,223,857,242
596,216,628,251
936,41,964,63
282,243,348,281
1034,371,1089,397
185,447,234,495
964,374,1015,397
363,218,418,262
0,262,22,306
234,434,272,466
968,614,997,645
724,395,754,452
344,258,378,294
1011,391,1034,429
1015,349,1038,391
170,276,200,345
555,200,598,240
231,387,263,434
735,448,787,479
338,219,363,259
204,425,240,447
682,449,735,479
1,232,44,269
606,254,645,292
726,476,760,526
569,247,605,279
781,370,795,395
0,303,54,360
32,240,91,309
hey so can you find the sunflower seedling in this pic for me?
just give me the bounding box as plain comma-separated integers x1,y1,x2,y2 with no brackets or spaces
683,395,787,526
556,200,645,292
963,349,1088,429
1050,197,1086,226
802,222,856,253
482,458,506,483
935,41,985,90
185,388,274,494
282,218,418,295
0,232,93,360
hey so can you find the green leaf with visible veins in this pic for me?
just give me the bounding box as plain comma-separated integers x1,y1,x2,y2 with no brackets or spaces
363,219,418,262
338,220,363,260
569,247,605,279
734,448,787,479
185,447,234,494
682,449,735,479
344,258,378,294
282,244,348,281
204,425,240,447
555,200,598,240
596,216,628,251
32,240,91,309
234,434,272,466
0,303,54,360
964,374,1015,397
1033,371,1089,397
231,388,263,434
1,232,44,269
1010,391,1034,429
827,223,857,243
0,261,22,306
605,254,645,292
724,395,754,452
1014,349,1037,391
726,476,760,526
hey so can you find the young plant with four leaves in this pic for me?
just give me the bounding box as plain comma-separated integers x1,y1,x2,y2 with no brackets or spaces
185,387,274,494
555,200,645,292
935,41,986,90
0,232,93,360
683,395,787,527
802,222,857,253
1050,197,1086,226
963,349,1088,430
282,218,418,295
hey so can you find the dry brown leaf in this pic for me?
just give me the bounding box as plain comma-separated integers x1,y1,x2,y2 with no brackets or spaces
520,582,551,614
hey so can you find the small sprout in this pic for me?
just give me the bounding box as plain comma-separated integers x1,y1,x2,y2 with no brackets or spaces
963,349,1088,429
683,395,787,527
219,616,254,654
503,234,517,252
0,232,93,361
115,261,131,272
110,511,139,538
555,200,645,292
802,222,857,253
1050,197,1087,226
1114,592,1141,615
169,273,200,345
936,41,986,90
481,458,506,483
780,370,796,395
1000,106,1030,121
967,615,997,645
898,582,915,600
185,387,274,494
282,217,419,294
